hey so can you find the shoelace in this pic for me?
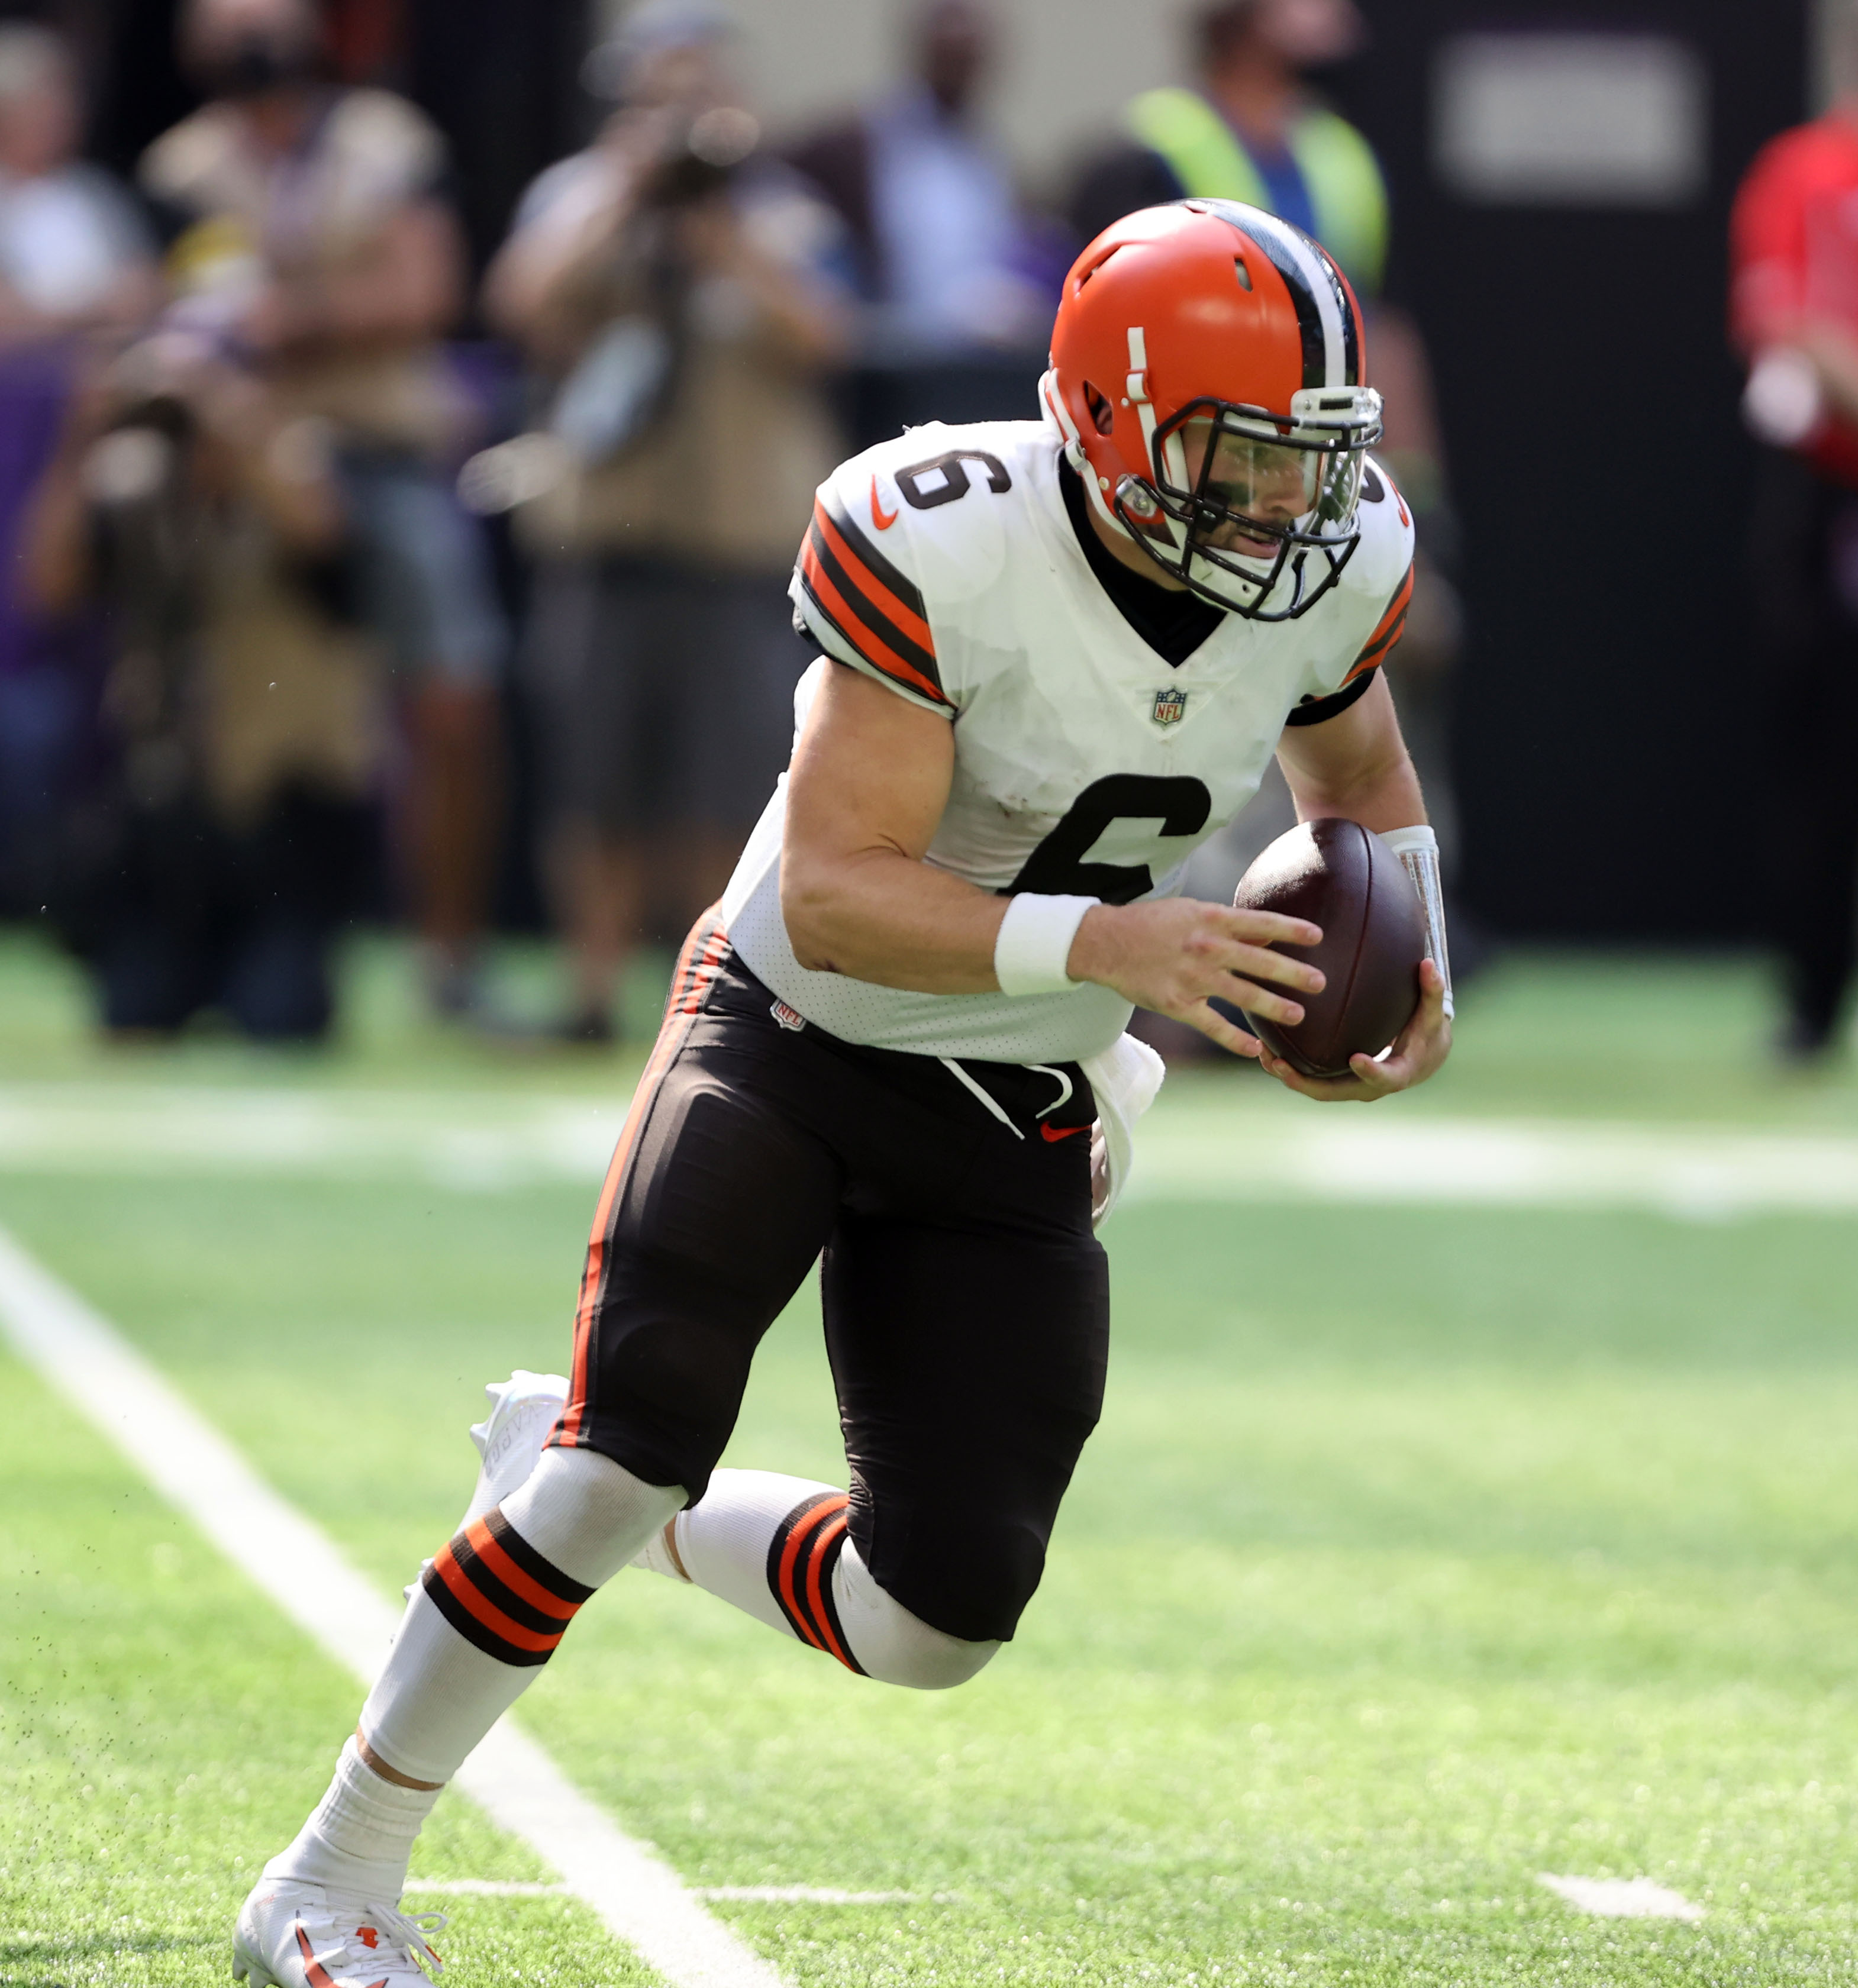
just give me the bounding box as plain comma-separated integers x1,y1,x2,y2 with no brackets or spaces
373,1903,447,1977
311,1902,447,1981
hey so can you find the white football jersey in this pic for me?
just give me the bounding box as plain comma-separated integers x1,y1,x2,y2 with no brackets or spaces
722,409,1415,1064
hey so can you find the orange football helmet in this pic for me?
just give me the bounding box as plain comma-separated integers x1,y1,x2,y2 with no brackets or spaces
1043,199,1382,620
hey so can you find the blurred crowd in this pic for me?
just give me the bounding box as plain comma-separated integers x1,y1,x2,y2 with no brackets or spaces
0,0,1462,1045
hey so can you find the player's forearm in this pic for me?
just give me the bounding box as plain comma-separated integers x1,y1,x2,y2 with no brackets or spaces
782,848,1007,993
1285,748,1425,834
1276,673,1427,834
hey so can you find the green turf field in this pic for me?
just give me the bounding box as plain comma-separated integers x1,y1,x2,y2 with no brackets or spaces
2,930,1855,1986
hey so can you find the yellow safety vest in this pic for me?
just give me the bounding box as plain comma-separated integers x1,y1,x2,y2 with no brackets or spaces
1125,86,1388,296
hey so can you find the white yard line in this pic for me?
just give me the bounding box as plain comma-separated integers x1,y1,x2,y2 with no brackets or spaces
2,1081,1856,1218
0,1084,621,1190
1538,1874,1704,1921
696,1889,917,1906
0,1224,783,1988
402,1881,918,1907
1126,1114,1858,1221
403,1880,567,1897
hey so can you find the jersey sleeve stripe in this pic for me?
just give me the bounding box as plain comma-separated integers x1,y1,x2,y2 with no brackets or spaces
798,532,950,706
810,503,940,664
1342,559,1414,683
792,573,875,669
819,490,931,630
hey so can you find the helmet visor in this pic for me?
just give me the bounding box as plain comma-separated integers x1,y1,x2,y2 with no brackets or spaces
1166,411,1368,567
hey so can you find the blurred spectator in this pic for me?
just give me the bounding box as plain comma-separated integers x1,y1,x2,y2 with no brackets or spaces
1731,1,1858,1061
1069,0,1384,296
0,24,158,345
786,0,1064,447
1066,11,1461,701
22,335,382,1040
1071,0,1472,1063
0,24,158,918
139,0,505,1018
481,1,848,1043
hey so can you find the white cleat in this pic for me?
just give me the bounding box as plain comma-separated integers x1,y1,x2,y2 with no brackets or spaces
458,1369,569,1528
233,1878,444,1986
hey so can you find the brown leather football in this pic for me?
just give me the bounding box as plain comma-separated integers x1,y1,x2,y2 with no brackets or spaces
1226,818,1426,1079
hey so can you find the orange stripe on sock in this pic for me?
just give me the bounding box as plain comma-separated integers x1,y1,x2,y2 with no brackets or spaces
431,1544,567,1657
776,1498,844,1653
802,1509,854,1669
777,1496,851,1654
464,1519,582,1622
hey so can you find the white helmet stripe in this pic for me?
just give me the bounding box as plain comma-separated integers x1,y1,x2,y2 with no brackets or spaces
1230,206,1348,388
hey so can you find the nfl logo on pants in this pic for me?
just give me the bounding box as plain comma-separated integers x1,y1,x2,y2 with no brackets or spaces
1151,688,1188,727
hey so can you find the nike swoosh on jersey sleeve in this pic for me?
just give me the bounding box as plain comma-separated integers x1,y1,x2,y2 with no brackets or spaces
795,490,950,707
1340,558,1414,686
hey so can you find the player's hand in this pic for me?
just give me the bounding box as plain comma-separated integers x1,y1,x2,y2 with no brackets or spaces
1069,899,1325,1057
1257,957,1453,1102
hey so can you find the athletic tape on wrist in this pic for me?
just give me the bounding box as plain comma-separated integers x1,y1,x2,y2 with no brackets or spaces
1379,825,1453,1021
993,893,1099,997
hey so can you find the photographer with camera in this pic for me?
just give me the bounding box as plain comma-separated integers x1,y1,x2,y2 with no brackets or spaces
482,0,851,1044
139,0,506,1022
22,333,382,1040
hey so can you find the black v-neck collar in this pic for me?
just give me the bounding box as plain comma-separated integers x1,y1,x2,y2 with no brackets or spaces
1057,455,1226,667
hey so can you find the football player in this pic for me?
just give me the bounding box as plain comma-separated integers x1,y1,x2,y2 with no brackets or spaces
233,199,1452,1986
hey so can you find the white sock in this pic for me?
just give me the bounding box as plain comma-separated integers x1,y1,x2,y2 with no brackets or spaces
262,1737,438,1901
646,1467,820,1637
360,1447,683,1787
834,1537,996,1690
501,1442,683,1587
639,1467,998,1689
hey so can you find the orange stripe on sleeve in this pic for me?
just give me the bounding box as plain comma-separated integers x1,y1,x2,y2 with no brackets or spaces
1361,563,1413,654
813,504,937,656
1340,562,1414,685
799,541,947,705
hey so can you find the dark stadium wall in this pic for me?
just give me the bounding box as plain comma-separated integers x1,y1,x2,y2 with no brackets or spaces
1330,3,1809,941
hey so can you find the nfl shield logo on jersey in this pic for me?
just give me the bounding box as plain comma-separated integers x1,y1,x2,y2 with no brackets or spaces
1150,688,1188,727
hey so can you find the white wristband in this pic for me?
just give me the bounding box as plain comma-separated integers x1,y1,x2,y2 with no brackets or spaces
1378,824,1453,1020
993,893,1099,997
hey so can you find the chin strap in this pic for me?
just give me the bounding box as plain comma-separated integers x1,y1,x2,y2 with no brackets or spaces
1379,825,1453,1021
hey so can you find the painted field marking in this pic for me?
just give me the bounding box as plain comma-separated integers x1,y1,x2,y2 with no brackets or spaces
0,1224,783,1988
1127,1113,1858,1221
0,1083,620,1190
698,1889,917,1906
404,1880,567,1898
1539,1874,1704,1922
2,1080,1856,1218
403,1881,920,1907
